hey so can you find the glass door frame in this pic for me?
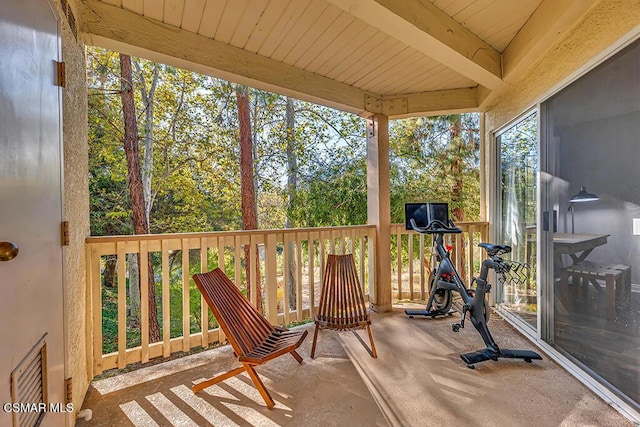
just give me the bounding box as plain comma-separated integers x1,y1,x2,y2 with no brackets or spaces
538,102,553,345
491,107,542,339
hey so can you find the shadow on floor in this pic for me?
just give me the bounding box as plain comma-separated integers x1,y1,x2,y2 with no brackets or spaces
78,306,632,426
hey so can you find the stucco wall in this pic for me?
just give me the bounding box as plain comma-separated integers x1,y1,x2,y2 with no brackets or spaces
483,1,640,229
485,1,640,132
54,0,90,423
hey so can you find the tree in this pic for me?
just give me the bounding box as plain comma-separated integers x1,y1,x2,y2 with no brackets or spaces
236,84,262,310
285,97,297,309
388,114,480,222
133,60,160,227
119,53,161,342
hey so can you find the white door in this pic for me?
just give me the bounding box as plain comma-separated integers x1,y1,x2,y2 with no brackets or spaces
0,0,66,425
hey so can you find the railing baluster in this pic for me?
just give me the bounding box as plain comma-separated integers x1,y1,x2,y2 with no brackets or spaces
453,230,460,282
217,237,225,275
116,242,127,369
214,237,226,344
408,233,414,300
140,241,149,363
85,247,95,378
467,226,475,283
349,228,356,254
181,238,190,353
396,231,402,300
265,233,278,324
359,232,365,296
161,240,170,358
296,232,304,321
419,233,425,300
249,234,258,307
283,233,291,325
234,235,242,288
368,232,376,304
309,234,316,317
200,237,209,348
319,231,326,285
91,247,103,375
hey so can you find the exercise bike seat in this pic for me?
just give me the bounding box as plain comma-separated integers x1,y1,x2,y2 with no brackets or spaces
478,243,511,257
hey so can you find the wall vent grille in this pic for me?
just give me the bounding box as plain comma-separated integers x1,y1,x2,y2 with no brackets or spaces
10,334,48,427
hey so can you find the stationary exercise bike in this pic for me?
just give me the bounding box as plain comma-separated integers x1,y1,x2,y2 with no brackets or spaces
404,203,542,368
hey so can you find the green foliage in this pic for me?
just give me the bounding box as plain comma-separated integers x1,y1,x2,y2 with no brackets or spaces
88,47,480,235
389,114,481,222
88,47,482,355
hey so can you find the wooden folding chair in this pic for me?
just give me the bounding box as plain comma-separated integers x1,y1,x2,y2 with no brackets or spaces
311,254,377,358
192,268,308,408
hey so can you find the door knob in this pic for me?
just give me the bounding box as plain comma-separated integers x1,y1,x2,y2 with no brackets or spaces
0,242,19,261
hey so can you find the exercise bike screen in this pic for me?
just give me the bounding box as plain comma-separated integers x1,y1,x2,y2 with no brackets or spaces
404,202,449,230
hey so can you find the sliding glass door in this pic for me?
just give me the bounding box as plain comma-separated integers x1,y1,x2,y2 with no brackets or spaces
496,112,538,330
541,39,640,409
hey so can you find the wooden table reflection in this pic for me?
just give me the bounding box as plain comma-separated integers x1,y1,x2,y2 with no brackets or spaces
553,233,609,266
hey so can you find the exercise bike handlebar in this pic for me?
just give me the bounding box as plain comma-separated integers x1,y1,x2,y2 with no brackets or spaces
409,218,462,235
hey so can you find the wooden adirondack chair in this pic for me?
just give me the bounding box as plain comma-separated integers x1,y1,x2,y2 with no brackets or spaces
311,253,377,358
192,268,308,408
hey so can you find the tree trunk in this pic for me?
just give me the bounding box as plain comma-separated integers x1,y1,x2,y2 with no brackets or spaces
235,85,262,312
120,53,161,342
285,97,297,310
103,255,117,288
127,253,140,327
134,60,160,228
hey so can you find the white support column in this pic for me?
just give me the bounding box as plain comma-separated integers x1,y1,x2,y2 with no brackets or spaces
367,114,392,312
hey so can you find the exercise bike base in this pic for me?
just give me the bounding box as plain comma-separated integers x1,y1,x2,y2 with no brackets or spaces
405,308,455,318
460,348,542,368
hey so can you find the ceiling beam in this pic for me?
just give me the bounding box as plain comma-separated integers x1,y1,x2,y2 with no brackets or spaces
80,0,374,116
325,0,504,90
376,88,479,119
502,0,601,81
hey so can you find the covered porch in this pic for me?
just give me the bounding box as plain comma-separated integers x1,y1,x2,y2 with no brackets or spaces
78,307,629,426
7,0,639,425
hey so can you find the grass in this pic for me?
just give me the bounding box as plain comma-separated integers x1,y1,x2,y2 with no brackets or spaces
101,280,218,355
99,280,312,380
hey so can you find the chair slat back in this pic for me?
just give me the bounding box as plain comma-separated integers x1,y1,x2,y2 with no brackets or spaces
193,268,273,356
317,254,368,326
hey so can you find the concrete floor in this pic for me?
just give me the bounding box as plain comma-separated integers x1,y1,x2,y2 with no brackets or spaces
78,306,632,426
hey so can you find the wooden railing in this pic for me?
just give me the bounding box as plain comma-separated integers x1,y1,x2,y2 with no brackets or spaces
390,222,489,300
85,225,376,375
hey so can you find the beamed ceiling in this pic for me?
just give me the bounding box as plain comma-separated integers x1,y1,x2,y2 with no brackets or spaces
80,0,600,118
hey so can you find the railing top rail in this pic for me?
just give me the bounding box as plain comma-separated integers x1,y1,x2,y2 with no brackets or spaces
86,224,376,244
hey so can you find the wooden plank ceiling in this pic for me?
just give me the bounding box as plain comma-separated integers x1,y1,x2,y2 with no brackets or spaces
80,0,600,118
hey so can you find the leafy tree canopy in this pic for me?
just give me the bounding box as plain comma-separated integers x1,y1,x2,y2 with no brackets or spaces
87,47,480,235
